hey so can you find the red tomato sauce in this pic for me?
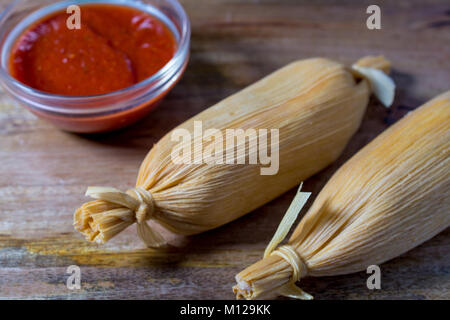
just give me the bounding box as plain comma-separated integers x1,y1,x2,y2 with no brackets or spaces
9,4,177,96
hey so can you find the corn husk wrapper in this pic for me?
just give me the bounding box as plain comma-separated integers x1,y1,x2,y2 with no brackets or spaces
74,56,394,247
233,91,450,300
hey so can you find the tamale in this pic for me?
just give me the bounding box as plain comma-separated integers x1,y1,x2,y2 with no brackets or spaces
233,91,450,300
74,56,394,247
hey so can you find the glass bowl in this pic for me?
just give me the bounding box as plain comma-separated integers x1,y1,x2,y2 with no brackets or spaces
0,0,190,133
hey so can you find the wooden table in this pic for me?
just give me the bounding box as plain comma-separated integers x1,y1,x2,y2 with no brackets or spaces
0,0,449,299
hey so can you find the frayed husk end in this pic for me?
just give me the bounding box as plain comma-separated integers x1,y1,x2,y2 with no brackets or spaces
73,200,134,244
73,187,168,248
233,267,313,300
233,276,255,300
233,254,309,300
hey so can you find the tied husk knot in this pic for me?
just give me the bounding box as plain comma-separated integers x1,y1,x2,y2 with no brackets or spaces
73,186,166,248
234,185,313,300
270,245,313,300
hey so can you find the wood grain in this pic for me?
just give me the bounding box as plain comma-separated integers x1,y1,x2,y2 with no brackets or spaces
0,0,449,299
